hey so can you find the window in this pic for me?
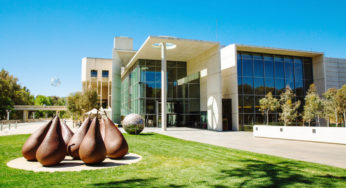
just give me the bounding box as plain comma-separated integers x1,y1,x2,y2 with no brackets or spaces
237,52,312,128
254,59,264,77
91,70,97,77
102,70,109,78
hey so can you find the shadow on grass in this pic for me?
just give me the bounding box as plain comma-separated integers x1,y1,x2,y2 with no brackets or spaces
92,178,185,187
138,133,155,136
218,159,343,187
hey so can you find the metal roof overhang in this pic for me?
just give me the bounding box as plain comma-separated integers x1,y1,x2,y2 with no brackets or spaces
236,44,324,57
121,36,219,77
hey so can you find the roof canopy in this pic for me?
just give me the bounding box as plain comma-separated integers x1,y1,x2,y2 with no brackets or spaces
122,36,219,76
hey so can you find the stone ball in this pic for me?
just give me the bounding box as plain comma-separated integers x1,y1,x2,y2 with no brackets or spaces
122,113,144,135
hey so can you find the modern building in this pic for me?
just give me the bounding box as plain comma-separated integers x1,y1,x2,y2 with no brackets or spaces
81,36,346,131
81,57,112,108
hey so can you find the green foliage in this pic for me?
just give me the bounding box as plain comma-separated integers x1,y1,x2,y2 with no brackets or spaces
322,88,338,127
33,95,66,118
67,89,99,120
0,69,34,119
336,85,346,127
0,134,346,187
303,84,323,126
259,92,279,125
279,87,301,126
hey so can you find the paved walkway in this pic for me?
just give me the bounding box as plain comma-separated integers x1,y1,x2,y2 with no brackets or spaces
2,122,345,169
0,120,78,136
144,127,346,169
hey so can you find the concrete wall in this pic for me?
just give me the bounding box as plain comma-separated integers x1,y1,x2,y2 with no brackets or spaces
220,44,239,131
324,57,346,89
187,45,223,131
253,125,346,144
81,57,112,82
81,57,112,107
312,55,326,95
114,37,133,50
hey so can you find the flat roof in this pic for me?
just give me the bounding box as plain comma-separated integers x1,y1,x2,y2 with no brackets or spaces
235,44,324,57
122,36,219,77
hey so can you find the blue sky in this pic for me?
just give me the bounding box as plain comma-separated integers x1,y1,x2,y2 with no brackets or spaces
0,0,345,97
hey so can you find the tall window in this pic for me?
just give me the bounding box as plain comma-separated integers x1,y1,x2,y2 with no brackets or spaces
102,70,109,78
237,51,313,130
121,59,204,129
91,70,97,77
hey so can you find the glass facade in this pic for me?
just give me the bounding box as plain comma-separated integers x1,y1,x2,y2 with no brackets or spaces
121,59,206,129
237,51,313,130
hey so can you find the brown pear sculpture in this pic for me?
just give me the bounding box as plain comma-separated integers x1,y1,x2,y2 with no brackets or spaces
61,120,74,149
79,117,106,165
67,117,91,159
22,120,52,161
99,118,106,140
104,117,129,159
36,116,66,166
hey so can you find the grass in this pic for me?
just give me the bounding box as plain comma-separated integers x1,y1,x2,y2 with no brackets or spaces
0,133,346,187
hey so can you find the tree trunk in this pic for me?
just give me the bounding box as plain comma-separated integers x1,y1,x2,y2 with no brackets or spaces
343,110,346,127
317,115,320,127
335,110,338,127
327,117,330,127
267,109,270,125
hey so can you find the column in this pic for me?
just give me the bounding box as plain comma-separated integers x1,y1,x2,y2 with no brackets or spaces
6,110,10,120
100,79,103,107
23,110,28,121
161,42,167,131
111,49,122,123
107,80,110,107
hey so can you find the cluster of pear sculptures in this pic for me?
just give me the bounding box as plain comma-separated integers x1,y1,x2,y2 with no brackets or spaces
21,115,128,166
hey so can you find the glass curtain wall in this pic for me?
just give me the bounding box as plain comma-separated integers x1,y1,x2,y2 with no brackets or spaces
121,59,205,129
237,52,313,130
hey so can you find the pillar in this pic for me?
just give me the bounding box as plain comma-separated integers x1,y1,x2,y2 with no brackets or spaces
107,80,110,107
161,42,167,131
6,110,10,120
100,79,103,107
111,49,122,123
23,110,28,122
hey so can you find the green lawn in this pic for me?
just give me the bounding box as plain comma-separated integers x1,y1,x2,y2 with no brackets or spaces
1,133,346,187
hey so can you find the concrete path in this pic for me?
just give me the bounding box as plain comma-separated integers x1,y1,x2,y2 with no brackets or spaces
143,127,346,169
0,120,78,136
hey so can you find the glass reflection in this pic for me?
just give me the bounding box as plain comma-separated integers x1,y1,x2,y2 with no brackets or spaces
237,51,313,128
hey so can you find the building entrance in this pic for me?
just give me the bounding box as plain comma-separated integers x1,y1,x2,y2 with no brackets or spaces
222,99,232,131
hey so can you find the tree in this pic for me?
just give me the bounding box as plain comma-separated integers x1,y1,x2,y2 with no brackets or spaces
336,85,346,127
259,92,279,125
303,84,323,126
322,88,338,127
0,69,34,119
279,87,301,126
67,89,99,120
81,89,99,112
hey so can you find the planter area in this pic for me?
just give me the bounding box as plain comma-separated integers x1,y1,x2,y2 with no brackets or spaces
253,125,346,144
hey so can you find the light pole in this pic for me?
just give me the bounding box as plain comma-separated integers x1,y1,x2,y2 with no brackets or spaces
152,42,176,131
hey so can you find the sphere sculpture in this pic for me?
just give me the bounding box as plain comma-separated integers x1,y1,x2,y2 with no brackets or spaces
122,113,144,135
